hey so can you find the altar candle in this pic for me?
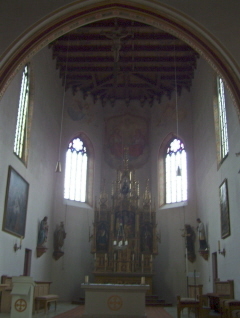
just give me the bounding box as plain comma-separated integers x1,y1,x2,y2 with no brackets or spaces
141,277,145,284
85,275,89,284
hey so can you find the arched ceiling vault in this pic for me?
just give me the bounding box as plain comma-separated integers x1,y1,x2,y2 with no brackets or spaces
0,1,239,113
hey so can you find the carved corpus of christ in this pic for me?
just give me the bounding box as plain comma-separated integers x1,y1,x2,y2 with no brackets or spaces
102,28,132,62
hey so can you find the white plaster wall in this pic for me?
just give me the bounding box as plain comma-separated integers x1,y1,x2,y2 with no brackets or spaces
192,57,240,298
149,82,200,303
0,46,62,282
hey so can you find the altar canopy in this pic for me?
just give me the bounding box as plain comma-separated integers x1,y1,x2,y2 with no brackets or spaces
91,149,158,293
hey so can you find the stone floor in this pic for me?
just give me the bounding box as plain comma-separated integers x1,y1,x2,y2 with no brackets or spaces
0,303,198,318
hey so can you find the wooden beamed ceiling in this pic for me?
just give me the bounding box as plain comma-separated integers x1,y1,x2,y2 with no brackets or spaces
49,18,199,106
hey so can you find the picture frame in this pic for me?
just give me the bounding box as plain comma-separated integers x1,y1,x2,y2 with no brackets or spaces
2,166,29,238
219,178,230,239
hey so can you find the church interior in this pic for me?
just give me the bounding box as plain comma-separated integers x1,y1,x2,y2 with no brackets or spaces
1,1,240,317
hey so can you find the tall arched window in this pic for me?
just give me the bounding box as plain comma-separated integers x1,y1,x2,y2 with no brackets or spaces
14,64,33,164
165,138,187,203
64,136,88,202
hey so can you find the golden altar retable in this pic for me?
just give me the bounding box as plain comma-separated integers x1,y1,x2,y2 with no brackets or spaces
91,151,158,294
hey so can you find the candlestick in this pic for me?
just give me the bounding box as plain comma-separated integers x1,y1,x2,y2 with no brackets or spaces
85,275,89,284
141,277,145,284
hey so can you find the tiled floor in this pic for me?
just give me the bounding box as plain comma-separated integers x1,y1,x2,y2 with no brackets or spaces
0,303,197,318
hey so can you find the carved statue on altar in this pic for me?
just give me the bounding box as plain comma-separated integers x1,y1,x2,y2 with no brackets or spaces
96,222,109,252
141,223,153,252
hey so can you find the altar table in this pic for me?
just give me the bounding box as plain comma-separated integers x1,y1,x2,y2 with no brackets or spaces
81,283,149,318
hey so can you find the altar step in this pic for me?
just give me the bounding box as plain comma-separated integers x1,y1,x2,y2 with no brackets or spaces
72,296,172,307
72,297,85,305
145,295,172,307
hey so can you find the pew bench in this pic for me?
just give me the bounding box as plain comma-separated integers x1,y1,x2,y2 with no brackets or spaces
35,294,59,314
232,310,240,318
222,300,240,318
207,280,234,313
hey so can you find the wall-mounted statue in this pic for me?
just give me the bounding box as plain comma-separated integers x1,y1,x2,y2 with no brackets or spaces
37,216,48,247
36,216,48,257
196,218,208,251
53,221,67,260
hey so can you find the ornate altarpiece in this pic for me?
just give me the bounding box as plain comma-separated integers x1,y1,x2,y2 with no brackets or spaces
91,152,158,294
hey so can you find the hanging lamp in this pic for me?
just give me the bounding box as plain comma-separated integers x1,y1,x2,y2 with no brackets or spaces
174,45,181,177
55,38,70,172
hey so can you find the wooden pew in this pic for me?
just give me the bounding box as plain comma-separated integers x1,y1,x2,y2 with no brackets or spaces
207,280,234,313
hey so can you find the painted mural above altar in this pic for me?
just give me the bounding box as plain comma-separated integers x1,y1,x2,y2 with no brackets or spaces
104,113,149,169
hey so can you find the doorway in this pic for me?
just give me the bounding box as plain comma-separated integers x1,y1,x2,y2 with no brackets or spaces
23,248,32,276
212,252,218,292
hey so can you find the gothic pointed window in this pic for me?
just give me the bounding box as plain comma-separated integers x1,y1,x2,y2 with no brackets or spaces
14,64,32,163
64,137,88,202
165,138,187,204
213,77,229,166
217,77,229,161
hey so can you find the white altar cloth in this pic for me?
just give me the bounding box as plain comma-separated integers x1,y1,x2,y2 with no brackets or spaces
81,283,149,318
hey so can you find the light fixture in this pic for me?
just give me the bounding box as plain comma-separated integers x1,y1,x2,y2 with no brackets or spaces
218,240,226,257
174,45,181,177
55,38,70,172
14,237,23,252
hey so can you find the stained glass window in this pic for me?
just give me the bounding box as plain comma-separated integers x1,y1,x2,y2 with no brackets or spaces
64,137,88,202
165,138,187,203
217,77,229,160
14,65,30,162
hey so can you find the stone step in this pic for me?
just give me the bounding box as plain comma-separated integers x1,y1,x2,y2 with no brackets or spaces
145,295,172,307
72,297,85,305
72,296,172,307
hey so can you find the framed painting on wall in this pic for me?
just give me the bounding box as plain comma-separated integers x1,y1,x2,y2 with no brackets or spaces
2,166,29,238
219,178,230,239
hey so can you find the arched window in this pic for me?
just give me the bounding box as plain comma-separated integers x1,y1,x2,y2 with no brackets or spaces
213,77,229,167
14,64,32,164
165,138,187,204
218,78,229,160
64,136,89,202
